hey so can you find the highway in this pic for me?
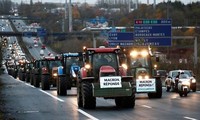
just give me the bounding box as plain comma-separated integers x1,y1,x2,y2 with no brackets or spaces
1,16,200,120
0,74,200,120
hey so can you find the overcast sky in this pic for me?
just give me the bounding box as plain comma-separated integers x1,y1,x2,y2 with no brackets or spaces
13,0,199,5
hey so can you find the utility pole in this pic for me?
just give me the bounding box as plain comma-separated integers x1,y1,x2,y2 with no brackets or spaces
68,0,72,32
64,0,67,32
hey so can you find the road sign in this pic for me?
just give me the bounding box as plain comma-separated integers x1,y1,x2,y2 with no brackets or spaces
109,38,172,47
37,28,47,37
134,19,172,46
23,32,32,37
108,32,134,41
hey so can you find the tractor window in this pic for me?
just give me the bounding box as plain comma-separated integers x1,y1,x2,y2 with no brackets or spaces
49,60,62,68
131,57,149,68
93,53,117,69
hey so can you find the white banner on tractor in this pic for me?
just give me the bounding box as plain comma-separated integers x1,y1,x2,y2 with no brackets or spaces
100,76,122,88
136,79,156,92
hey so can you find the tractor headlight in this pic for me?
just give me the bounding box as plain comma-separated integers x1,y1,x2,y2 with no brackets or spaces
138,76,143,79
122,63,128,70
144,75,149,79
85,64,91,69
53,73,58,77
72,70,77,78
141,50,148,57
130,50,138,58
191,78,196,83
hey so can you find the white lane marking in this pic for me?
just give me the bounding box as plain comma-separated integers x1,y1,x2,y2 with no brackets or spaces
24,111,39,113
141,105,152,108
24,83,35,88
78,109,99,120
39,89,64,102
184,116,198,120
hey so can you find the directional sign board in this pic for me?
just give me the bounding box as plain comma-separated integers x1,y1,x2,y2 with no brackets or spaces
108,32,134,41
37,28,47,37
23,32,32,38
134,19,172,46
108,32,134,46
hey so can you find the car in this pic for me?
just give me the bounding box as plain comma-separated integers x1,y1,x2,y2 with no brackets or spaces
165,70,196,92
34,43,38,47
41,45,46,49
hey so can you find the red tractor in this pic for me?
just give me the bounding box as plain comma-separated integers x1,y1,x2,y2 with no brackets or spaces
77,46,135,109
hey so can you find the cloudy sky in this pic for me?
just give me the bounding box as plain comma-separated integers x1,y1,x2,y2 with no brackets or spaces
13,0,199,5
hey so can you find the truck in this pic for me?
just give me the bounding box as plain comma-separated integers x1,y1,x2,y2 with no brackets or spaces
123,47,162,98
76,46,135,109
57,52,83,96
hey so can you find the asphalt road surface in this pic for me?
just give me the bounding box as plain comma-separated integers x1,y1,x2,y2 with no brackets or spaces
0,72,200,120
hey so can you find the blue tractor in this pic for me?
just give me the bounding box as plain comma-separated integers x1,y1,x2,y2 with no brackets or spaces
57,52,83,96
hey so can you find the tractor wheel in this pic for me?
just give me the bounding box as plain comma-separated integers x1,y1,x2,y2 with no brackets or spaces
57,76,67,96
82,82,96,109
34,74,40,88
66,76,71,90
179,92,183,97
148,78,162,98
166,86,171,92
21,73,25,81
77,83,83,108
30,74,34,85
18,72,22,80
122,93,135,108
115,97,123,107
25,73,30,82
115,93,135,108
41,75,50,90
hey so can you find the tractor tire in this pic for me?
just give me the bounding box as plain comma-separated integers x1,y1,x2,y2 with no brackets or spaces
192,88,196,92
115,92,135,108
148,78,162,98
77,83,83,108
13,72,17,79
115,97,123,107
179,92,183,97
34,74,40,88
166,86,171,92
21,73,25,81
25,73,30,82
57,76,67,96
66,76,72,90
81,82,96,109
18,72,22,80
30,74,34,85
41,75,50,90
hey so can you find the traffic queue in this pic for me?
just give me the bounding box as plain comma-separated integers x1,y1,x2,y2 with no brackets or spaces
4,45,197,109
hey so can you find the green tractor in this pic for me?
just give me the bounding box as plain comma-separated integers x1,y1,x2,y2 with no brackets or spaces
57,52,83,96
77,46,135,109
123,47,162,98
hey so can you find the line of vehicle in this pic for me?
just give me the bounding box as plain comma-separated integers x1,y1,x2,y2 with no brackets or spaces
184,116,198,120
